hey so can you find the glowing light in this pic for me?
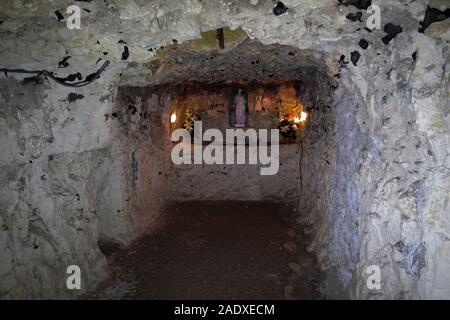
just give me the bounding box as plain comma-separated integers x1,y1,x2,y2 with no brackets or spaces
300,111,307,122
292,111,307,124
170,112,177,123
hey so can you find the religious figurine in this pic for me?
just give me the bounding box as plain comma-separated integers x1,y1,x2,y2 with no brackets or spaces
233,88,247,127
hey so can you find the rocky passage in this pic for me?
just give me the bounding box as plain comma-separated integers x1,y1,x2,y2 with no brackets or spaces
0,0,449,300
92,202,323,300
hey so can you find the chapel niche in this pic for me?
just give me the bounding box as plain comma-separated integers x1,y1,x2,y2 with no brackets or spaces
167,80,308,144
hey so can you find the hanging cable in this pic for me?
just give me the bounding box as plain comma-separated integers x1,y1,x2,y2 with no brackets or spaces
0,60,111,88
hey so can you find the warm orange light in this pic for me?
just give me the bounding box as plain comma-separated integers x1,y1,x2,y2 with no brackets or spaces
292,111,307,124
170,113,177,123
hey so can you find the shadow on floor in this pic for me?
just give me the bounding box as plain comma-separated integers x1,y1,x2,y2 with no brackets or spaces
91,201,323,299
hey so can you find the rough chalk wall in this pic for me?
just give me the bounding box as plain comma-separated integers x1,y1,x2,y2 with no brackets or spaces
167,145,302,203
0,79,109,298
103,87,175,243
327,84,367,293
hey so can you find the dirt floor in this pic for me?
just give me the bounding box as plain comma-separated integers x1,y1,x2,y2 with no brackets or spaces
91,201,324,299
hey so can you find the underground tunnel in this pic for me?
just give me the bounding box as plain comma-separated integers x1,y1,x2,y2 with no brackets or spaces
0,0,449,301
90,40,341,299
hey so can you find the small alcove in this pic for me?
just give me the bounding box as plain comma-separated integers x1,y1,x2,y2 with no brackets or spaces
167,80,308,146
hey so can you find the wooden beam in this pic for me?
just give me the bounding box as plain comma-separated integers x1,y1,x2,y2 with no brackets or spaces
216,28,225,49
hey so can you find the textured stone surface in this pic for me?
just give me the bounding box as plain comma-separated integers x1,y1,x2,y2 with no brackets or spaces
0,0,449,299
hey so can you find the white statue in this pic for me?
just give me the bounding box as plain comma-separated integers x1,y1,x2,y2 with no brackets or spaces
234,88,246,127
